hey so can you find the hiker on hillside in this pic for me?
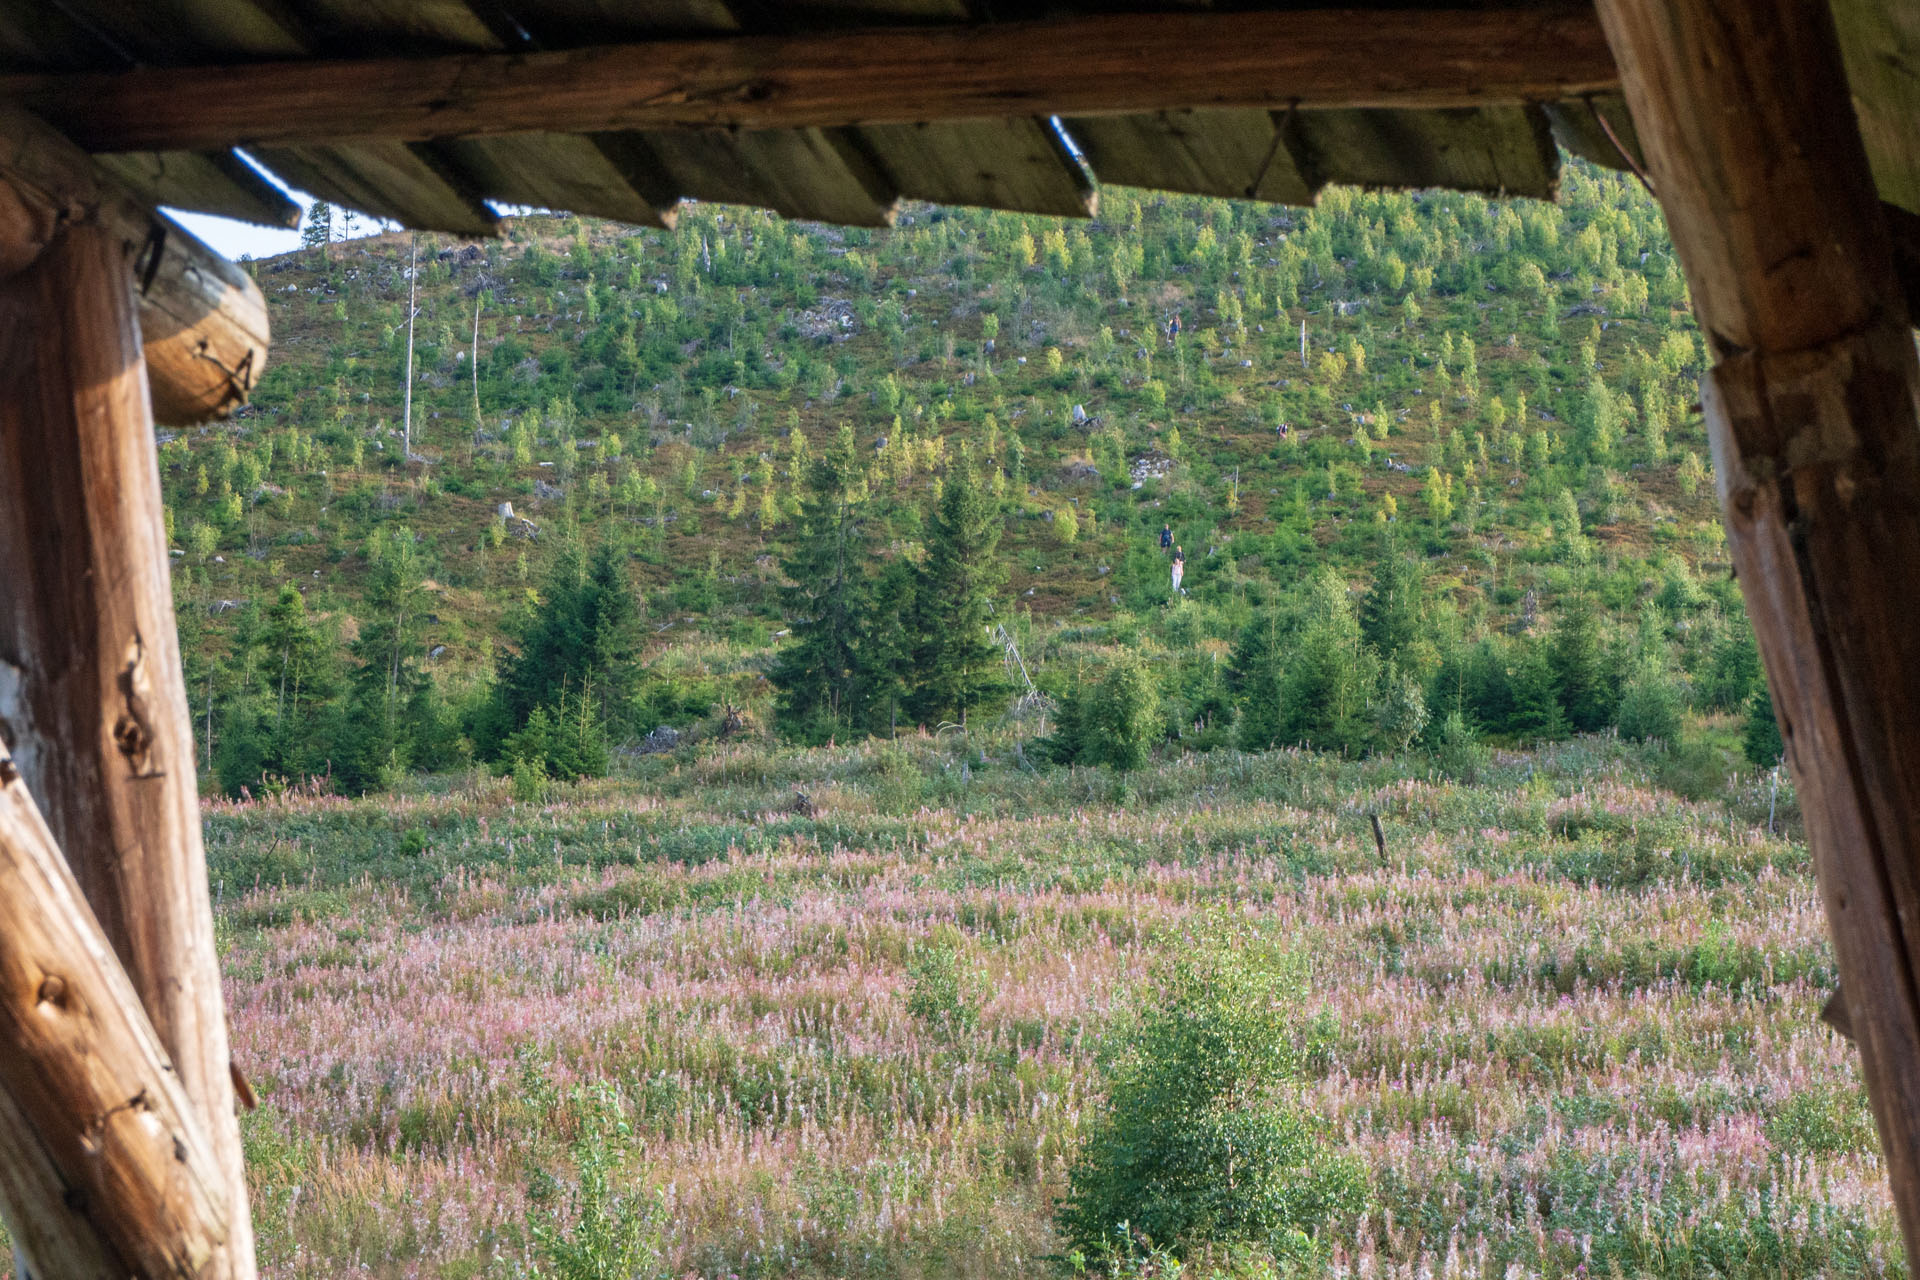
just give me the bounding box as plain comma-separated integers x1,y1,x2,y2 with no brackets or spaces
1171,546,1186,595
1160,523,1173,552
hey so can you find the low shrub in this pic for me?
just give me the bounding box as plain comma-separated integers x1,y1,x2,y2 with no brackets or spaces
1056,929,1365,1266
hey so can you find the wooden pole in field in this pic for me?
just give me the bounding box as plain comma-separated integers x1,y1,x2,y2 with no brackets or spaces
0,216,257,1279
0,743,231,1280
1595,0,1920,1254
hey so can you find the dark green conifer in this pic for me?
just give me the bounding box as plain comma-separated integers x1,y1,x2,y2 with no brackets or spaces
859,557,919,737
1744,681,1785,766
1230,612,1288,750
1279,571,1375,753
1549,594,1616,733
491,539,643,751
1359,539,1426,670
770,424,873,742
337,527,429,792
908,456,1011,727
1089,652,1162,770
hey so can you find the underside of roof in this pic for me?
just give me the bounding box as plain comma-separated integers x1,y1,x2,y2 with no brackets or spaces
0,0,1911,234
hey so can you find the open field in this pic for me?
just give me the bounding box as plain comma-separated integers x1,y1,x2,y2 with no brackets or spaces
7,736,1888,1278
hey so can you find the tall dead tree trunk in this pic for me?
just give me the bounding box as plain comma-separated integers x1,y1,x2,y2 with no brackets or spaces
1595,0,1920,1256
403,232,416,462
0,218,255,1279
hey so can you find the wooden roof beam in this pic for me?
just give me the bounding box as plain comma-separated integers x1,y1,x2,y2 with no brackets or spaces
0,6,1620,154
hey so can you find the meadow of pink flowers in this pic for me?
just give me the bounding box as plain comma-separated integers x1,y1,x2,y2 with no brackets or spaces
7,739,1889,1278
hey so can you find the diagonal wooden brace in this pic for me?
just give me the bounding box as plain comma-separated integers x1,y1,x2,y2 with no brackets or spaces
0,743,229,1278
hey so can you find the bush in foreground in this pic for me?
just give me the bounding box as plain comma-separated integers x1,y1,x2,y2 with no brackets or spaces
1056,929,1365,1269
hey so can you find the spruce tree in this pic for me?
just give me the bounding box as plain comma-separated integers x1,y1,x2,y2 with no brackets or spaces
771,424,873,742
300,200,333,250
1549,594,1616,733
341,527,428,792
1744,681,1785,766
1279,570,1375,753
1359,541,1426,671
859,557,918,737
1088,651,1161,770
1701,619,1763,713
1041,666,1094,766
1230,611,1288,750
908,457,1011,727
491,540,643,751
259,583,341,781
1505,639,1569,741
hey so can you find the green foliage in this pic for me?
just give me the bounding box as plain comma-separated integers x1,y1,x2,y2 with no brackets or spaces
1701,621,1764,714
1276,571,1376,754
527,1093,670,1280
490,541,644,750
1044,651,1163,771
1765,1086,1876,1159
904,943,979,1037
503,685,611,782
1429,709,1487,783
1743,682,1784,767
1092,652,1164,771
909,459,1012,727
1616,662,1685,745
771,424,874,742
1057,931,1366,1262
1549,594,1616,734
1368,665,1428,755
1358,544,1427,674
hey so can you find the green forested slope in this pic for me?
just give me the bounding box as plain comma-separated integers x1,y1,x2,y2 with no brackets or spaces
163,160,1772,794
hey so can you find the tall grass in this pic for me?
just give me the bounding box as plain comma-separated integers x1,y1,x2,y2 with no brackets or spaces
7,733,1877,1279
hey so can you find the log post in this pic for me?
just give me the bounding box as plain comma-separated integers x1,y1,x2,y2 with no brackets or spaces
0,742,231,1279
0,221,256,1277
1594,0,1920,1255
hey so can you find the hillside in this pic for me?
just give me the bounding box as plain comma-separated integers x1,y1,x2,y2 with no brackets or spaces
158,161,1766,793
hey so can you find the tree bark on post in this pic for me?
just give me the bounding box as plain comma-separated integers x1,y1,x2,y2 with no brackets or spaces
0,218,256,1279
1594,0,1920,1255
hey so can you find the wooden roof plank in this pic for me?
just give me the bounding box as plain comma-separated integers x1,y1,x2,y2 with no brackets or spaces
639,127,899,225
439,132,675,228
95,150,301,228
1291,106,1560,199
30,0,308,62
491,0,743,42
1065,109,1318,205
1831,0,1920,215
1543,94,1644,173
249,141,500,235
853,119,1096,218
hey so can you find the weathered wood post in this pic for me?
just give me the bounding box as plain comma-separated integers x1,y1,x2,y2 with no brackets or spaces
0,138,262,1279
1595,0,1920,1255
